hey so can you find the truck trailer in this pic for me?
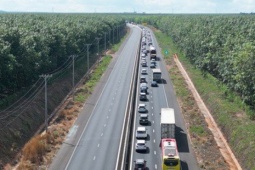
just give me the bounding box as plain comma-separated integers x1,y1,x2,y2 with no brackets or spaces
152,68,161,82
160,108,175,139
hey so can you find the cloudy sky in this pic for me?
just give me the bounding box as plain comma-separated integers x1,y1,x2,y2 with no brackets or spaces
0,0,254,13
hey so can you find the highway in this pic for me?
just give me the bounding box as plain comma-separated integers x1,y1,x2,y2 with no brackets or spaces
130,27,199,170
49,24,141,170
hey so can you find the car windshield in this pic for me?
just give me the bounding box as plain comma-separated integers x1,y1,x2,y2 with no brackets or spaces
135,163,144,168
138,131,146,134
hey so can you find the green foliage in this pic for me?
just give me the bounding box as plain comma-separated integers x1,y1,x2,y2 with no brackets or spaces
0,13,126,99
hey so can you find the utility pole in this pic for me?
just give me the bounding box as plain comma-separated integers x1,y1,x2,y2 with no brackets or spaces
69,55,77,101
108,30,111,44
40,74,52,132
85,44,91,71
117,26,119,42
95,37,101,59
112,28,115,44
104,32,107,52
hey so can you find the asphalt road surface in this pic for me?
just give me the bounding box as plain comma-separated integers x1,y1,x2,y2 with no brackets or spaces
50,24,141,170
130,27,199,170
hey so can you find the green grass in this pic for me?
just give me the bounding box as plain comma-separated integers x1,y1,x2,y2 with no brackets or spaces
190,126,205,136
74,55,112,103
153,28,255,169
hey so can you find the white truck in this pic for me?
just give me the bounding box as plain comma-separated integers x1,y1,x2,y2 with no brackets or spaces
161,108,175,139
152,68,161,82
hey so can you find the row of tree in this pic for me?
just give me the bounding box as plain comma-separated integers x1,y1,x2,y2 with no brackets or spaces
133,14,255,110
0,13,125,98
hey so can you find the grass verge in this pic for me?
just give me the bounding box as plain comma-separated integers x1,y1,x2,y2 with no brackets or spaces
153,28,255,169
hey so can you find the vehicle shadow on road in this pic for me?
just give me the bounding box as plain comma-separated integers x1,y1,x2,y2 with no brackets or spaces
160,79,167,84
181,160,189,170
175,126,190,153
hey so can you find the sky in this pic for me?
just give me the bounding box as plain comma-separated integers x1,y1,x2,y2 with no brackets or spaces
0,0,254,13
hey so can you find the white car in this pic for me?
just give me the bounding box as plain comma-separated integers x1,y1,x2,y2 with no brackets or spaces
135,140,147,152
141,69,147,75
136,127,147,139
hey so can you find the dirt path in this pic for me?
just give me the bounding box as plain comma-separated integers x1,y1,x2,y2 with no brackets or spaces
173,54,242,170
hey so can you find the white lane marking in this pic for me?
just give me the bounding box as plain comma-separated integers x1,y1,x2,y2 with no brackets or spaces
106,116,109,119
111,103,113,106
93,156,96,160
101,133,103,137
153,129,155,133
151,95,153,98
154,151,156,155
152,113,153,116
151,106,153,110
109,109,111,112
154,139,156,143
155,164,157,169
152,121,154,124
98,144,100,147
104,124,106,127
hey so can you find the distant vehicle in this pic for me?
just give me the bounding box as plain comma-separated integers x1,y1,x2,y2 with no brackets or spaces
135,140,147,152
149,45,157,60
138,104,147,113
140,86,147,94
150,63,156,68
161,108,175,139
151,60,156,66
152,68,162,82
141,53,146,58
161,138,180,170
140,92,147,101
134,159,147,170
140,76,146,83
141,62,147,67
139,114,149,125
142,49,147,54
151,81,157,87
136,127,147,139
140,83,148,90
141,69,147,75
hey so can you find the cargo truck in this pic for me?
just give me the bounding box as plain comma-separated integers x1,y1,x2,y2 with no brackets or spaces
152,69,161,82
160,108,175,139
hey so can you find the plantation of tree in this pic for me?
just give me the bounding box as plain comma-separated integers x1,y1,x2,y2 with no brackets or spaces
134,15,255,118
0,13,124,100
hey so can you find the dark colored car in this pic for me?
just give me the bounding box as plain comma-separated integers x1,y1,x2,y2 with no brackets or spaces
139,114,149,125
151,81,157,87
150,63,156,68
138,104,147,113
139,93,147,101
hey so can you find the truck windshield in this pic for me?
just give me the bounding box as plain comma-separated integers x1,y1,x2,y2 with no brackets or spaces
164,159,179,166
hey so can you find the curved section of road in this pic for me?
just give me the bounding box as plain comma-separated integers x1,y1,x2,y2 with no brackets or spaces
49,25,141,170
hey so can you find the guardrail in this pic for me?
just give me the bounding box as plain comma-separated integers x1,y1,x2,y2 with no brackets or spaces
115,32,142,170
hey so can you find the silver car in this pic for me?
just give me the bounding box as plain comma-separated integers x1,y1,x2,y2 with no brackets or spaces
135,140,147,152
